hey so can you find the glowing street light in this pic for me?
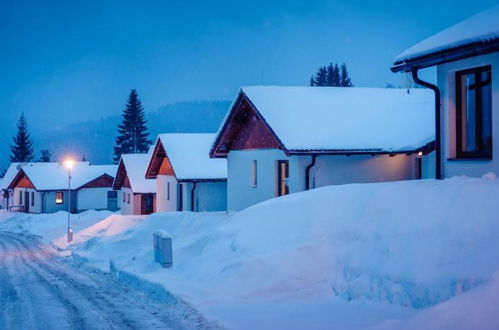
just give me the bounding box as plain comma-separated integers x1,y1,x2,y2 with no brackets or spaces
64,158,75,243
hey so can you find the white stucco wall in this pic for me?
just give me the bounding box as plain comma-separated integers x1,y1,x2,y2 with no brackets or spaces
12,187,42,213
156,175,178,212
438,52,499,178
227,149,427,211
120,188,135,215
181,181,227,212
77,187,113,212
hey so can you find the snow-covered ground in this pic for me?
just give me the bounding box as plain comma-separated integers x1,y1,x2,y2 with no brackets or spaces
2,175,499,329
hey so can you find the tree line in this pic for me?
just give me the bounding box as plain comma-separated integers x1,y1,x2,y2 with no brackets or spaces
5,62,353,172
6,89,151,172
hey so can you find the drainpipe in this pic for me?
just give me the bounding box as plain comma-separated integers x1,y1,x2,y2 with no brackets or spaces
191,182,197,212
411,67,442,180
305,155,317,190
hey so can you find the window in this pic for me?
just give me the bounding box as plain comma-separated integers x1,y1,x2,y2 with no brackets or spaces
277,160,289,196
122,191,126,202
31,192,34,206
167,182,170,200
456,66,492,158
19,191,23,204
127,193,130,204
251,160,257,187
56,192,64,204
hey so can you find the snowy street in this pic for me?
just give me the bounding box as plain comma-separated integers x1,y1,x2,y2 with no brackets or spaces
0,231,217,330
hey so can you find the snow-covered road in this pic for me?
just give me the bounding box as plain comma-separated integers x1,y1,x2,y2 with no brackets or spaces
0,231,218,330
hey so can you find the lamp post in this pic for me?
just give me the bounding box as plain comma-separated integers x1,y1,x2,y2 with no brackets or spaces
64,159,75,243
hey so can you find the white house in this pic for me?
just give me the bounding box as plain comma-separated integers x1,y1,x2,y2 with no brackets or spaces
210,86,435,211
113,154,156,215
6,162,119,213
392,5,499,179
145,133,227,212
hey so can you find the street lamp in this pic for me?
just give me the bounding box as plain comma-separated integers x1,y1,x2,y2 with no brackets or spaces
64,159,75,243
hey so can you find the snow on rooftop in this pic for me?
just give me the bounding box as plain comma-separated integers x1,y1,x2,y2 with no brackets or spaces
17,162,117,191
120,154,156,193
240,86,434,152
0,162,64,190
395,5,499,63
158,133,227,180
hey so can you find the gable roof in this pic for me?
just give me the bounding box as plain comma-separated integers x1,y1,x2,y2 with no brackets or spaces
114,154,156,193
392,5,499,72
7,162,117,191
147,133,227,181
0,162,71,190
211,86,435,157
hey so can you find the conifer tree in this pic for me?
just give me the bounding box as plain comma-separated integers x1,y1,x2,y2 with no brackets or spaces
10,113,34,162
311,62,353,87
113,89,151,163
38,149,51,162
340,63,353,87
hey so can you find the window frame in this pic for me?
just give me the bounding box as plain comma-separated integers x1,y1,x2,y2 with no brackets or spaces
55,191,64,204
31,191,34,206
127,193,130,204
276,160,289,197
455,65,493,159
167,181,170,201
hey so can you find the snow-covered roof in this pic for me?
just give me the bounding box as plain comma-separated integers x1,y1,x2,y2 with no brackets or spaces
0,162,65,190
119,154,156,193
216,86,434,153
394,5,499,66
157,133,227,180
11,162,117,191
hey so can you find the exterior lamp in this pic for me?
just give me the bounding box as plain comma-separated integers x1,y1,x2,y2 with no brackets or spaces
64,159,75,243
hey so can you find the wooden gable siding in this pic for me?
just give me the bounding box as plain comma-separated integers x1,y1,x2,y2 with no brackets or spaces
8,170,36,189
158,157,175,175
122,175,132,188
212,95,281,157
17,175,35,188
79,174,114,189
145,140,175,178
113,161,130,190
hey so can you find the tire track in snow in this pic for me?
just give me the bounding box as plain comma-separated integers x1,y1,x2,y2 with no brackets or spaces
0,231,221,330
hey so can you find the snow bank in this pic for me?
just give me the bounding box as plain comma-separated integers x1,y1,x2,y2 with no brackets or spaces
0,209,114,242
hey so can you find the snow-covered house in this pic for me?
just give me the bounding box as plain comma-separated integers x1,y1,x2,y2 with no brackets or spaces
210,86,435,211
6,162,119,213
113,154,156,215
145,133,227,212
392,5,499,179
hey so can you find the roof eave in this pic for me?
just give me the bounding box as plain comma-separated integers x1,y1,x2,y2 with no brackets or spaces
392,40,499,72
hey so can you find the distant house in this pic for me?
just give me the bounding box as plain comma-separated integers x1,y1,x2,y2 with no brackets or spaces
6,162,119,213
113,154,156,215
392,5,499,179
145,133,227,212
210,86,435,211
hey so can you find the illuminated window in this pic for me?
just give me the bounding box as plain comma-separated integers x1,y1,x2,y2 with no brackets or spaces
56,192,64,204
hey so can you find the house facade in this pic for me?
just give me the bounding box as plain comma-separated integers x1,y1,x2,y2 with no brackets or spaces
392,5,499,179
113,154,156,215
146,133,227,212
211,86,435,211
6,162,119,213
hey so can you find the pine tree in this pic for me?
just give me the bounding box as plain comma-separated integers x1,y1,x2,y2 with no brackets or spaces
113,89,152,163
340,63,353,87
311,62,353,87
10,113,34,163
38,149,51,162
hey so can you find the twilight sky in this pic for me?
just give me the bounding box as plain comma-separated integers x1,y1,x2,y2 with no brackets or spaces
0,0,497,131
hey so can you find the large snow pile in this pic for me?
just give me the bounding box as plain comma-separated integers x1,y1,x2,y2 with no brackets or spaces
60,176,499,329
0,209,114,242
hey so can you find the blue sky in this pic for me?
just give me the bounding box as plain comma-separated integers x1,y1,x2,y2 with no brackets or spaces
0,0,497,130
